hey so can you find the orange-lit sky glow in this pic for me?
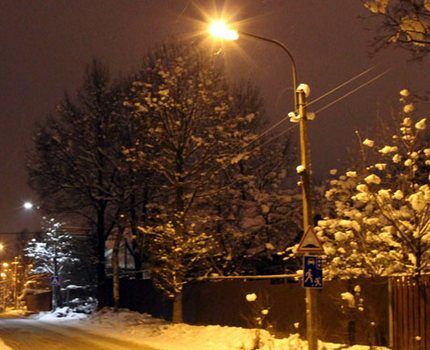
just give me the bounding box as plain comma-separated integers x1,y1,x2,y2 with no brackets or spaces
0,0,429,232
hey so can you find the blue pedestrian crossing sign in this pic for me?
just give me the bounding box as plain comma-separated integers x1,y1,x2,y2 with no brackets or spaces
51,275,60,286
303,256,323,289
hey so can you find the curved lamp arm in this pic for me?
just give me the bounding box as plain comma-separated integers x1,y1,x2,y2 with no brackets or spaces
239,31,298,110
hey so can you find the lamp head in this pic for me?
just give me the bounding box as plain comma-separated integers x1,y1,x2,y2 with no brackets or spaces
208,20,239,41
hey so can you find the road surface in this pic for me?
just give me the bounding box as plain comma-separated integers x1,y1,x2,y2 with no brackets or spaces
0,318,159,350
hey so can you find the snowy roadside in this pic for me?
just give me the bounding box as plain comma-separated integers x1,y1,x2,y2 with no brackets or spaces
30,308,390,350
0,338,12,350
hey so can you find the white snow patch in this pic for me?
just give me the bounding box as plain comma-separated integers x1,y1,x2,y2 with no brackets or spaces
32,307,88,322
297,83,310,97
400,89,410,97
296,165,305,174
27,308,390,350
403,103,414,114
0,338,12,350
246,293,257,302
379,145,398,155
362,139,374,147
364,174,381,185
341,292,355,308
415,118,426,130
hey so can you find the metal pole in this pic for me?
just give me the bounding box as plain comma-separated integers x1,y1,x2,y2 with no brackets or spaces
13,259,18,309
298,89,318,350
236,30,317,348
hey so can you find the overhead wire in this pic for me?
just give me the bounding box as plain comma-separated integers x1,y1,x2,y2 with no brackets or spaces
198,67,391,197
307,65,376,108
253,68,391,153
237,65,382,153
313,69,390,115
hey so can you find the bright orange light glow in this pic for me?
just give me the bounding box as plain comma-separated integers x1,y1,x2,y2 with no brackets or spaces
208,20,239,41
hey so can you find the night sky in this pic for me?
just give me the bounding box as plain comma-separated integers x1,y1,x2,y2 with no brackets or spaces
1,0,429,233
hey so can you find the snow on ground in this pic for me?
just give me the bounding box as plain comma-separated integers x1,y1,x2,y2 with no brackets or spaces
29,308,390,350
32,306,88,322
0,308,27,318
0,338,12,350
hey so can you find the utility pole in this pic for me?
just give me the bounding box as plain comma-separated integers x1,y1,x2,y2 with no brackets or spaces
297,88,318,350
12,257,19,309
208,21,318,349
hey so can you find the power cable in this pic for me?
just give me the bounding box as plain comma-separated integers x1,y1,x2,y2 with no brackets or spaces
239,65,381,153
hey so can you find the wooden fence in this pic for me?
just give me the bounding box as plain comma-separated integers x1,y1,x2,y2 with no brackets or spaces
109,275,430,348
390,275,430,350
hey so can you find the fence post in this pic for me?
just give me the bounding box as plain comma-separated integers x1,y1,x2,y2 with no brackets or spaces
388,277,394,349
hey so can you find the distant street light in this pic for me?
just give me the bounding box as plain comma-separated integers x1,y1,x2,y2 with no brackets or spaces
208,19,317,350
23,202,34,210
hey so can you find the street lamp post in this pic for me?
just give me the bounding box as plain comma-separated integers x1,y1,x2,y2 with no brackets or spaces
209,20,317,350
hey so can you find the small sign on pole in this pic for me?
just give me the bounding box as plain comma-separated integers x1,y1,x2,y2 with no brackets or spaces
303,255,323,289
51,275,60,286
296,226,324,254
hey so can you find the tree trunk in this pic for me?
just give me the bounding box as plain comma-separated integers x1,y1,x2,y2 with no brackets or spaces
130,212,143,278
112,228,122,312
172,292,183,323
52,244,59,310
96,205,107,308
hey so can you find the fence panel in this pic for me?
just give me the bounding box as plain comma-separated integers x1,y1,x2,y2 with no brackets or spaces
390,275,430,350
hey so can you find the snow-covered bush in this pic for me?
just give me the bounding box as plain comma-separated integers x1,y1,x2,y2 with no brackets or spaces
242,292,274,350
318,90,430,279
26,218,79,308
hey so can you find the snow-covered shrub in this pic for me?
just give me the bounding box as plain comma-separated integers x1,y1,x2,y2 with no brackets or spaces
242,292,274,350
318,90,430,279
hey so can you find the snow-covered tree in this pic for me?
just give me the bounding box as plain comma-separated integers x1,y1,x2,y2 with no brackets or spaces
318,90,430,280
28,61,133,304
28,41,303,315
123,42,262,320
208,139,302,276
26,218,78,309
139,220,214,322
362,0,430,58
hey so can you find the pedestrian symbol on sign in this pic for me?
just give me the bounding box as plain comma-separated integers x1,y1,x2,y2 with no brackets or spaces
303,256,323,289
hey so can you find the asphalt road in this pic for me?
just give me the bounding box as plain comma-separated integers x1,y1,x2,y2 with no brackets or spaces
0,318,159,350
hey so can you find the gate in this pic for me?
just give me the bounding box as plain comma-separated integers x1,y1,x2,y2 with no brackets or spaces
390,275,430,350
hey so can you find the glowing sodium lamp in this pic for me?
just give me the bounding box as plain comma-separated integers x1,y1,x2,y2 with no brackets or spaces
208,20,239,41
23,201,34,210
